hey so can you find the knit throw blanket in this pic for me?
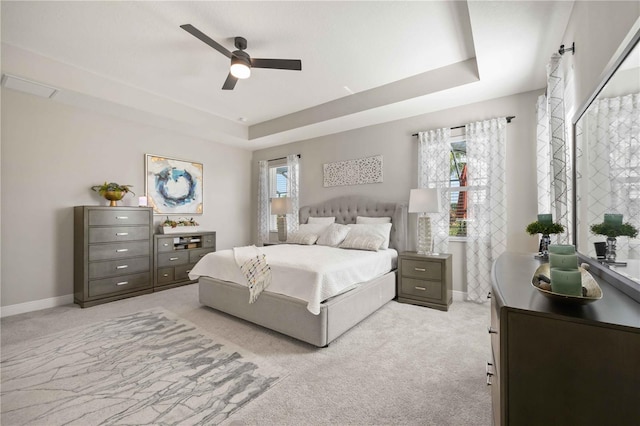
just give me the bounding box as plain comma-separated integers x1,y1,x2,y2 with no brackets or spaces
233,245,272,303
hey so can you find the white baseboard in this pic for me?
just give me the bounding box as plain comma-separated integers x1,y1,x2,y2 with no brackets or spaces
452,290,467,302
1,294,74,318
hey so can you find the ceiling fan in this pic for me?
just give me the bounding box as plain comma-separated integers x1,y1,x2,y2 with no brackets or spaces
180,24,302,90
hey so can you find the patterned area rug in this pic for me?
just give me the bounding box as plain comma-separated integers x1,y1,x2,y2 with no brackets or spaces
1,309,286,425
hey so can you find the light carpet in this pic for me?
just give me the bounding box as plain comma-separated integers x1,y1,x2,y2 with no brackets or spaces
1,308,286,426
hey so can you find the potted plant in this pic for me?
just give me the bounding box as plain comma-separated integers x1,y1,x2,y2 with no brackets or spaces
526,220,565,259
590,221,638,262
91,182,135,207
161,217,200,234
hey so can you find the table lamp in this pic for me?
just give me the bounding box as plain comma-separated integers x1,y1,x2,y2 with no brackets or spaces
271,197,292,242
408,188,442,254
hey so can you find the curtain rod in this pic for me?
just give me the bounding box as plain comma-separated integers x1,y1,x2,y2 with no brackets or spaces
268,154,301,162
411,116,515,137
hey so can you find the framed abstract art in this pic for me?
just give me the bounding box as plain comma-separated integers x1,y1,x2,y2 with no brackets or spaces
145,154,203,215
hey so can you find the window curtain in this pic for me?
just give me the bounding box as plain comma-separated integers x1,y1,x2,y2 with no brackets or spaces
536,53,572,244
417,128,451,254
585,93,640,259
465,118,507,303
257,160,270,244
286,154,300,234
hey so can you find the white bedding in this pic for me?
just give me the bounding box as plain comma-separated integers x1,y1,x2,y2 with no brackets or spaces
188,244,398,315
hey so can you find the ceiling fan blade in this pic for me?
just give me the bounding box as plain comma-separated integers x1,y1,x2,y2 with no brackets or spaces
251,58,302,71
222,73,238,90
180,24,232,59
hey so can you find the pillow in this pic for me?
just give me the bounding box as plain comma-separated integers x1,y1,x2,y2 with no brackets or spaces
316,223,351,247
346,223,392,249
356,216,392,224
287,232,319,245
307,216,336,225
339,233,385,252
298,223,331,234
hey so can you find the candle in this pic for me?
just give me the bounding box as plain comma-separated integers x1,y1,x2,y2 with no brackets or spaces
548,244,576,255
549,253,578,269
604,213,623,226
537,214,553,225
550,268,582,296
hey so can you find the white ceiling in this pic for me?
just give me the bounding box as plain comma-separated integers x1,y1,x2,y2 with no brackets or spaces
1,1,574,150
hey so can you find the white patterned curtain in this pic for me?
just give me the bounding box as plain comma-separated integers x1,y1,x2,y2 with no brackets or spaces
417,128,451,254
257,160,270,244
286,154,300,233
585,93,640,259
536,53,572,243
465,118,507,303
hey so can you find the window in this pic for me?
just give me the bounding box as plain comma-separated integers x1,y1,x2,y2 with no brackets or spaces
268,159,290,231
449,137,467,237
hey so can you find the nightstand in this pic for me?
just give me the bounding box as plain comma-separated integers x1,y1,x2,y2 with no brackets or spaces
397,252,452,311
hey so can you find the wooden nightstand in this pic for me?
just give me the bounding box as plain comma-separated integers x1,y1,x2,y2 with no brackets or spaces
397,252,452,311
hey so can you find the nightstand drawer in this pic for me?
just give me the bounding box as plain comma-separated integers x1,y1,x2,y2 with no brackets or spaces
400,277,442,300
89,272,150,297
157,251,189,267
401,259,442,281
89,209,151,226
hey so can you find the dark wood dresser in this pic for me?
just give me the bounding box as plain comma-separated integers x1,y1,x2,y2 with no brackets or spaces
74,206,154,307
489,252,640,425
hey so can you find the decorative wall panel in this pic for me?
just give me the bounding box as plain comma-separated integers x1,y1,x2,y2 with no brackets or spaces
323,155,383,187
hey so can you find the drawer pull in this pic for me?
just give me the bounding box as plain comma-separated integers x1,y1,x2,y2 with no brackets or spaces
116,265,128,269
115,216,129,220
169,257,179,261
162,273,169,277
116,249,129,253
414,286,427,291
488,326,498,335
116,281,129,286
414,267,426,272
116,232,129,236
163,243,170,247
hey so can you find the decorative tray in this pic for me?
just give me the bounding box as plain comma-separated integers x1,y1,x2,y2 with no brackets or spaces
531,263,603,305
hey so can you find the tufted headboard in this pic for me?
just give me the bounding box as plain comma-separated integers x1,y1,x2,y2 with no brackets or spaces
299,196,407,252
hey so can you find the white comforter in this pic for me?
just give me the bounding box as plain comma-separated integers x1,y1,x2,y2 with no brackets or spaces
188,244,398,315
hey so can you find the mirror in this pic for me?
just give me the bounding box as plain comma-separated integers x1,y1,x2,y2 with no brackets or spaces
574,29,640,290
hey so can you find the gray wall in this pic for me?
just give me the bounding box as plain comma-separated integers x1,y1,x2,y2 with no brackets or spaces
251,90,543,294
1,89,252,309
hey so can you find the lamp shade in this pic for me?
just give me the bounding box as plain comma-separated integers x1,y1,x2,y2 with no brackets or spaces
271,197,292,215
408,188,441,213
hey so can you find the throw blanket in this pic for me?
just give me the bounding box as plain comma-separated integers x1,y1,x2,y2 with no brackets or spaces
233,245,272,303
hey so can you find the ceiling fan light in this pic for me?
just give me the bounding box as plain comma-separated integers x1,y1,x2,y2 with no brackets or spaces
230,57,251,79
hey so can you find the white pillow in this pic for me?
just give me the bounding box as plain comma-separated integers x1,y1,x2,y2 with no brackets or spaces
346,223,392,249
298,223,330,234
317,223,351,247
339,233,385,252
307,216,336,225
356,216,391,224
287,232,319,245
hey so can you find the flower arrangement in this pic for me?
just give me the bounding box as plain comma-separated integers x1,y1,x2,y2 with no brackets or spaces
162,217,199,228
91,182,135,196
525,221,565,236
590,222,638,238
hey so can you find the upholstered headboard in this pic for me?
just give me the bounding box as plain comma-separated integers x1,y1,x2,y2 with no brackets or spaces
299,196,407,252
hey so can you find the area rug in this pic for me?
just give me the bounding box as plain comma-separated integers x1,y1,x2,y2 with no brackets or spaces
1,309,286,425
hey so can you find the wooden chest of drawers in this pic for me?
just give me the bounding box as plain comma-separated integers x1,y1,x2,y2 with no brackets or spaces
397,252,452,311
74,206,154,307
154,232,215,290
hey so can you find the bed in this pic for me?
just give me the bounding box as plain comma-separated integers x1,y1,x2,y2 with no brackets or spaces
192,196,407,347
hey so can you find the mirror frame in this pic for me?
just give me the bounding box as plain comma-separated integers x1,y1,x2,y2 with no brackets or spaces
571,26,640,303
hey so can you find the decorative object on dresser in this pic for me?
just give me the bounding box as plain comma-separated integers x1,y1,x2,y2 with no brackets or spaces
271,197,292,242
489,252,640,426
154,231,215,291
397,251,452,311
589,213,638,264
408,188,441,255
525,213,565,259
74,206,153,307
145,154,203,215
90,182,135,207
160,216,201,234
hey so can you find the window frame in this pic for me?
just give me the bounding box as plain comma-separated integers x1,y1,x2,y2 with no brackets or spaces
447,134,469,240
268,159,289,232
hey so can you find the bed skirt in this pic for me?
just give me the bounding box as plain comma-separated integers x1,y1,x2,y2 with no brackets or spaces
199,270,396,347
